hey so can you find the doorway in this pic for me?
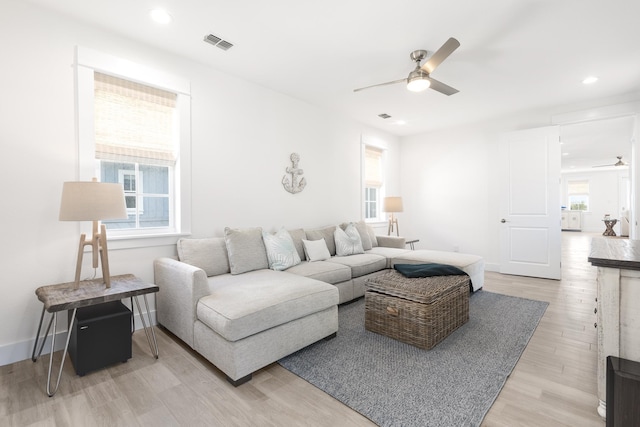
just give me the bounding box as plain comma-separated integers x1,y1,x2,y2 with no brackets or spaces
560,116,635,236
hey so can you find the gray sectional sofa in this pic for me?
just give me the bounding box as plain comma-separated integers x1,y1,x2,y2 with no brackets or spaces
153,222,484,386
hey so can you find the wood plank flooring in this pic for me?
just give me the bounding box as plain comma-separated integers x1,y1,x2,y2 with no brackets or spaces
0,232,606,426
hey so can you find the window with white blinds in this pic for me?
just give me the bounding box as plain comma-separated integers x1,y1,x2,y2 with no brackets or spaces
94,72,177,166
568,179,589,211
76,46,192,244
364,146,384,220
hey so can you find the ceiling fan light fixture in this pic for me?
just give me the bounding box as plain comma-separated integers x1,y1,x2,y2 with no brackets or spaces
407,70,430,92
150,9,172,24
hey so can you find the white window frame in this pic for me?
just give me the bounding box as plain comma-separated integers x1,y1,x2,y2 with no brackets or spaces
362,144,386,222
75,46,191,249
118,168,144,215
567,179,590,212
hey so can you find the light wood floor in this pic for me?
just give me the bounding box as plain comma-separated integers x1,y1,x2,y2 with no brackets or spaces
0,232,606,426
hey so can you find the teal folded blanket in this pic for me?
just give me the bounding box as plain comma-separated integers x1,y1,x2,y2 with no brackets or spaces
394,263,468,279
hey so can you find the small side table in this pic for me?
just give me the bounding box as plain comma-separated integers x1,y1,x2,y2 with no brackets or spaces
406,239,419,250
32,274,159,396
603,219,618,236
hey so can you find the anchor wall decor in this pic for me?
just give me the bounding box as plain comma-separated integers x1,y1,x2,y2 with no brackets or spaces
282,152,307,194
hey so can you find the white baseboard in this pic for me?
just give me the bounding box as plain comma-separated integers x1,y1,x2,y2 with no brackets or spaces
485,262,500,272
0,309,156,366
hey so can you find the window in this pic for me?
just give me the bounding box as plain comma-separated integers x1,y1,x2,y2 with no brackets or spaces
364,146,384,220
568,180,589,211
76,47,191,244
94,73,175,231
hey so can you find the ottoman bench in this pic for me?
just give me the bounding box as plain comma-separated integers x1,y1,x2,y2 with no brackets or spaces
364,270,469,349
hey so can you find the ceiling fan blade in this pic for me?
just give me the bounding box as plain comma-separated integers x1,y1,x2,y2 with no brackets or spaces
422,37,460,74
593,156,627,167
353,78,407,92
426,76,459,96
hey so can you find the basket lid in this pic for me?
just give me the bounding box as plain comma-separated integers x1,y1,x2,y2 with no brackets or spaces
366,270,469,304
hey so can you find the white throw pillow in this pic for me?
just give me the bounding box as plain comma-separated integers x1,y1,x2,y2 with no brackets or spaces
335,223,364,256
262,229,301,271
302,238,331,262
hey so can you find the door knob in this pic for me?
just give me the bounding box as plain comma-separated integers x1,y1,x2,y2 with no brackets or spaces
501,219,508,223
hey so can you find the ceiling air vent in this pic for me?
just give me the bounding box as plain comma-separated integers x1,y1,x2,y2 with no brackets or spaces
378,113,392,119
204,34,234,51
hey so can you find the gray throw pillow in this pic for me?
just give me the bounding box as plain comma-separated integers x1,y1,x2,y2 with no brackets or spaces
366,224,378,247
287,228,307,261
177,237,230,276
224,227,269,274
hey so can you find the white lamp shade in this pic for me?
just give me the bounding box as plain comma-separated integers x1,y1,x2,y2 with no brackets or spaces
383,196,404,213
59,181,128,221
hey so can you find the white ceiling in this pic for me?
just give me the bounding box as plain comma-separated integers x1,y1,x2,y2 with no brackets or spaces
26,0,640,164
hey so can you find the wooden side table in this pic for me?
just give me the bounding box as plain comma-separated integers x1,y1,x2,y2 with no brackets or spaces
603,219,618,236
32,274,159,396
405,239,420,250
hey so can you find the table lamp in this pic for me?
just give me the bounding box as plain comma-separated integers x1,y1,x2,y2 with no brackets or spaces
383,196,403,236
59,178,128,288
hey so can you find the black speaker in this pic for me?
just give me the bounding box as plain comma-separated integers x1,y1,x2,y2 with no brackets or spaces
68,301,132,376
607,356,640,427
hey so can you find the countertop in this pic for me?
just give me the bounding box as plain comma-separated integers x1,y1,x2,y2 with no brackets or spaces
588,237,640,270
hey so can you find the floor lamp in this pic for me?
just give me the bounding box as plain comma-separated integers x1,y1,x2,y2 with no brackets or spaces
59,178,128,289
384,196,403,236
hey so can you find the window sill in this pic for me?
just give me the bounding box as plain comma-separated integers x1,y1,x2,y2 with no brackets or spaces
106,232,190,250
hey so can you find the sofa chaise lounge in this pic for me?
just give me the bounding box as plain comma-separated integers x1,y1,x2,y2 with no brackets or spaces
153,222,484,385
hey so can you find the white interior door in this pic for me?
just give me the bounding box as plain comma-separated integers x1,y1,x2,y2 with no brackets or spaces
499,126,561,279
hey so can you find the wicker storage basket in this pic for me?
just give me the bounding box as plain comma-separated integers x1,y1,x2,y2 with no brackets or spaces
365,270,469,349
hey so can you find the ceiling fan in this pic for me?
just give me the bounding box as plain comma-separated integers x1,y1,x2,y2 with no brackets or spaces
353,37,460,95
593,156,628,167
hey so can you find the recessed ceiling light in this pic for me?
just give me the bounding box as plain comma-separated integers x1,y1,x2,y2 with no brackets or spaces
150,9,172,24
582,76,598,85
395,120,407,126
562,152,570,156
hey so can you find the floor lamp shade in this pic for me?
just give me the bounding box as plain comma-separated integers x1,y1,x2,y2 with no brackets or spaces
59,180,127,288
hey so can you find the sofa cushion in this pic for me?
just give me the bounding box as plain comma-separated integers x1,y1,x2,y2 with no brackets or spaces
302,238,331,262
334,223,364,256
366,247,411,268
327,253,387,278
366,225,378,247
287,228,307,261
177,237,230,276
262,229,301,271
355,220,373,251
286,260,351,284
198,270,338,342
305,226,337,256
224,227,269,275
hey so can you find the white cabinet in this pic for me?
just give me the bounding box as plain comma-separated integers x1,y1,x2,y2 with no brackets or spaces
589,238,640,419
561,210,582,231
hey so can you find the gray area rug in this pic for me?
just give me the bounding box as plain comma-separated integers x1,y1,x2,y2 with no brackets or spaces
278,290,548,427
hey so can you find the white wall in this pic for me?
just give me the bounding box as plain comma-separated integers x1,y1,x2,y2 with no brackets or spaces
561,169,630,233
0,1,400,364
399,95,640,271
